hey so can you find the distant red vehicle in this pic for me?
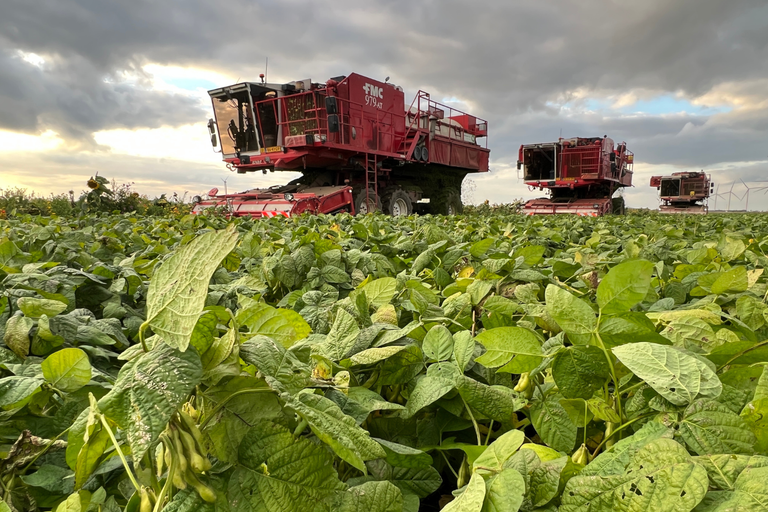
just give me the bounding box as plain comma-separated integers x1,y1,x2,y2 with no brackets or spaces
195,72,489,217
650,171,713,214
518,136,634,216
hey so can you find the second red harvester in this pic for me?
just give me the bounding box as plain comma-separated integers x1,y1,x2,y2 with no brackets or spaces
518,136,633,216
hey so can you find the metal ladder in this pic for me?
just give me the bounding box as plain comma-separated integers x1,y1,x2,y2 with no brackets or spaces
364,153,378,213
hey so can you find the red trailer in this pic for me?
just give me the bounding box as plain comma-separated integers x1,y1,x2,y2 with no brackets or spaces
518,137,633,216
650,171,712,214
197,73,489,217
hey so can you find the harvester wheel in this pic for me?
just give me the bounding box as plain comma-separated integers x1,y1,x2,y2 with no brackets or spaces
612,196,626,215
382,189,413,217
431,188,463,215
354,188,380,215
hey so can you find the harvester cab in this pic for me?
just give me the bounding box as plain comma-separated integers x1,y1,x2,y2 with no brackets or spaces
195,72,490,218
518,136,633,216
650,171,712,214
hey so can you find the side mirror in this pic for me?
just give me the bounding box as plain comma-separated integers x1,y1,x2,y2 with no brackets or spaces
516,160,522,170
325,96,338,115
210,134,218,147
609,152,616,162
207,118,216,135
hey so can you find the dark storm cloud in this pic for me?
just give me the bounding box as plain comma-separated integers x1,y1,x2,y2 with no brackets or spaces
0,0,766,178
0,50,204,143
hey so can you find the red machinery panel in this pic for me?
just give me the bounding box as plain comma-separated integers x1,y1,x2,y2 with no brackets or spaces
335,73,405,154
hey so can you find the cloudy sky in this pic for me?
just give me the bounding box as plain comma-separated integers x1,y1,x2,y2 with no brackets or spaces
1,0,767,210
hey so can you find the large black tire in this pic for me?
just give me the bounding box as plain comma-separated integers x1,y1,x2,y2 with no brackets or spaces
612,196,626,215
430,188,463,215
354,188,380,215
381,189,413,217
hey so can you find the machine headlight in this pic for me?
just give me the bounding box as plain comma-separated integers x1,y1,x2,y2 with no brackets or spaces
193,195,202,204
284,193,295,201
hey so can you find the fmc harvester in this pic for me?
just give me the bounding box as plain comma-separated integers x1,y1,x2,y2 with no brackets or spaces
193,73,489,217
518,136,634,216
650,171,713,214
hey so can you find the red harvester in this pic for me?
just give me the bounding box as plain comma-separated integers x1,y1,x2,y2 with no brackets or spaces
193,73,489,217
650,171,713,214
518,136,633,216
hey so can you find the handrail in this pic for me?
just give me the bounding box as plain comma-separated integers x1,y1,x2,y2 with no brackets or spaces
249,87,488,158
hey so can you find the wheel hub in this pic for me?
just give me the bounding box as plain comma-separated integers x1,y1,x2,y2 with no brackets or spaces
392,198,407,216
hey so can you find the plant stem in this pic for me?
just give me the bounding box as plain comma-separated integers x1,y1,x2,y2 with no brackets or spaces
99,415,140,493
439,450,460,480
460,395,482,445
593,331,624,421
200,387,274,429
591,413,655,457
619,380,646,396
20,426,71,473
717,340,768,372
484,420,494,446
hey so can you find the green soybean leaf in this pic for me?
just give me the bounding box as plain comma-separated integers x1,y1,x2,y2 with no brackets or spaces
481,467,526,512
596,260,655,315
740,397,768,454
332,481,403,512
4,314,35,358
366,459,443,498
613,342,722,406
144,227,239,351
529,455,569,507
444,472,486,512
457,375,526,422
162,489,215,512
473,429,525,473
402,376,455,419
694,454,768,490
361,277,397,308
373,438,433,468
317,308,360,361
598,312,670,348
694,466,768,511
545,285,596,345
453,330,475,372
710,266,748,295
20,464,74,495
530,393,578,452
228,420,345,512
290,392,385,472
239,336,311,393
470,238,495,258
423,325,454,362
561,438,708,512
189,310,218,355
238,299,312,349
17,297,67,318
98,343,202,460
552,345,610,400
0,376,43,407
474,326,543,372
349,345,407,365
41,348,92,393
676,399,756,455
378,344,424,385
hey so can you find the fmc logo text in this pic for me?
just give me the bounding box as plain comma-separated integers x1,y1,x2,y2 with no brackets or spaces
363,83,384,99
